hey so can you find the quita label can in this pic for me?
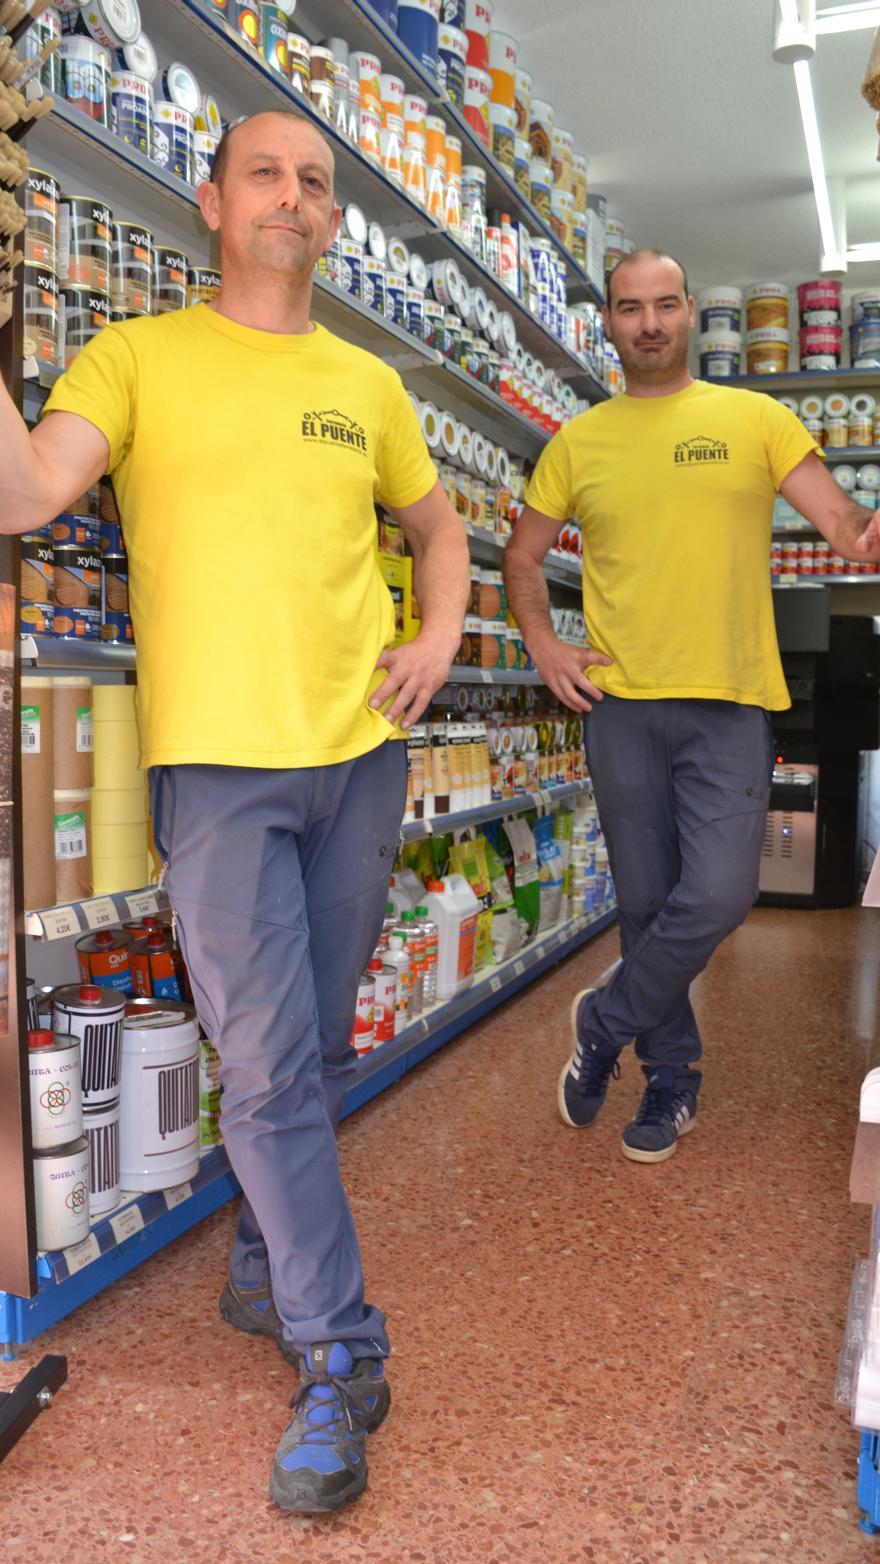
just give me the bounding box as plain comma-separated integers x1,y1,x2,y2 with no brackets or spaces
29,1030,84,1150
130,931,187,1000
84,1098,120,1216
33,1135,91,1251
76,928,133,992
52,984,125,1111
120,999,201,1190
351,974,374,1055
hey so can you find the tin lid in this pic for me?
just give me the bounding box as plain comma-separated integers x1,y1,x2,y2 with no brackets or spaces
53,982,123,1012
28,1030,57,1050
124,997,196,1027
343,203,368,244
82,0,141,47
163,62,201,115
115,30,156,81
147,932,166,948
367,958,383,971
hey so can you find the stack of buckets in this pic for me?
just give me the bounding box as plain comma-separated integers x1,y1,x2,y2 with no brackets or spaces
851,291,880,369
798,280,842,370
745,284,791,373
697,288,744,377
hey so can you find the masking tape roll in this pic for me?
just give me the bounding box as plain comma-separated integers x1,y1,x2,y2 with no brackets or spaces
496,447,511,487
94,746,142,791
485,444,498,482
799,394,824,420
824,392,850,419
439,409,461,458
457,424,473,470
92,818,148,859
93,718,140,760
91,788,148,827
777,396,799,414
92,854,152,896
92,684,136,721
852,392,877,418
419,401,442,450
406,390,421,418
473,432,489,477
834,464,857,491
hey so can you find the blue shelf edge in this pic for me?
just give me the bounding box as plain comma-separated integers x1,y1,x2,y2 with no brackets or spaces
858,1429,880,1534
0,905,616,1353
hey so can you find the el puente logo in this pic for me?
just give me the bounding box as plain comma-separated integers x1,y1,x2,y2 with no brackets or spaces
301,409,368,455
674,435,730,466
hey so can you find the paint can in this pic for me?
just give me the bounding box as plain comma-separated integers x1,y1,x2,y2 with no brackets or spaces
698,287,743,335
52,544,101,641
386,272,407,328
699,333,741,378
187,267,221,306
193,132,219,184
363,256,386,315
129,932,187,1001
76,929,133,993
153,102,194,183
406,284,426,337
61,285,111,368
402,143,427,205
463,64,491,144
288,32,310,93
746,284,789,333
66,1,142,50
528,97,553,161
351,974,374,1056
464,0,492,68
24,169,60,271
489,102,514,167
83,1097,120,1215
513,137,530,198
154,246,188,313
33,1136,90,1251
23,5,62,95
110,71,153,156
797,278,841,326
23,263,60,368
800,323,841,371
488,29,516,106
119,999,200,1191
59,196,112,290
851,318,880,367
437,23,466,104
58,36,111,126
29,1030,83,1150
113,31,158,84
369,961,397,1044
53,984,125,1111
235,2,261,47
339,238,364,300
261,4,290,75
20,532,54,633
27,979,41,1033
111,221,152,314
529,158,552,220
851,291,880,323
746,327,789,375
397,0,440,74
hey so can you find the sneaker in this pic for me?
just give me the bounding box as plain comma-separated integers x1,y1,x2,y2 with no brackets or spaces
621,1066,698,1164
557,987,621,1128
219,1278,302,1369
270,1342,376,1513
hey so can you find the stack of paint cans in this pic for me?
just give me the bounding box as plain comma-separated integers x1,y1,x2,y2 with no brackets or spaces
119,998,201,1193
58,192,112,368
462,0,492,146
53,983,125,1225
29,1025,89,1252
697,288,743,378
798,279,842,371
745,284,791,374
396,0,441,76
851,292,880,369
438,11,467,107
23,168,61,368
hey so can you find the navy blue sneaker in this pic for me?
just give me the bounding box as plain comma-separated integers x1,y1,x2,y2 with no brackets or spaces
219,1278,302,1368
270,1342,385,1513
557,987,621,1128
621,1066,698,1163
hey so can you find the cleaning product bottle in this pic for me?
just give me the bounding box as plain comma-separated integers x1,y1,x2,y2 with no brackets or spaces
384,935,411,1034
398,909,424,1015
423,875,479,999
414,905,439,1005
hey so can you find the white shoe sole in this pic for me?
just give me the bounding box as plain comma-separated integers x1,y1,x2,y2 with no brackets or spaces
620,1112,698,1164
557,989,598,1128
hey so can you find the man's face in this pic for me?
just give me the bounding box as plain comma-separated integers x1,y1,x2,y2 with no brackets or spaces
199,113,341,278
604,258,696,382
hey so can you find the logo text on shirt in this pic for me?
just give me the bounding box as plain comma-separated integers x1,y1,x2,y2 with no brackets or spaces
301,408,368,455
674,435,730,466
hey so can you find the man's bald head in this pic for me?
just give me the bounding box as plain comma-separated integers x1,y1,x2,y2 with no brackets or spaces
211,109,335,190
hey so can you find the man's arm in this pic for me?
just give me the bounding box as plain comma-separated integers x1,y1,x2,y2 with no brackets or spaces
780,451,880,561
368,481,470,729
503,505,611,713
0,370,110,535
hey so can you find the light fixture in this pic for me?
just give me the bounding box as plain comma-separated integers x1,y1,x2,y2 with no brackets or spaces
815,2,880,33
774,0,816,62
792,59,844,267
846,242,880,260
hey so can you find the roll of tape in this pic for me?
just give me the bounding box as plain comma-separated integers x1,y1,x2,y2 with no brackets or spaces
852,392,877,418
800,394,824,420
473,432,488,476
485,299,500,343
387,235,410,275
496,447,511,487
485,444,498,482
473,287,490,333
857,464,880,490
457,278,472,320
458,424,474,470
439,409,461,458
419,401,442,449
407,390,421,417
824,392,850,419
500,310,517,354
777,396,799,414
513,342,526,372
834,464,857,491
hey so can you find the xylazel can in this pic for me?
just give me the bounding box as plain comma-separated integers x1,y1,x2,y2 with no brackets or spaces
120,999,200,1191
61,286,111,367
154,246,188,313
76,928,133,992
23,264,60,368
24,169,60,270
29,1030,84,1150
59,196,112,290
52,984,125,1111
33,1136,91,1251
112,221,153,315
52,541,102,640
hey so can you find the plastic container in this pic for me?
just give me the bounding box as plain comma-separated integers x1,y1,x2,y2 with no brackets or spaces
746,326,789,374
699,332,741,378
414,905,439,1005
423,874,479,999
697,286,743,335
746,283,789,333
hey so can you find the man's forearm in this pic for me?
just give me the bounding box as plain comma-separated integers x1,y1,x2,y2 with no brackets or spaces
503,545,555,651
409,521,470,648
826,495,877,561
0,370,55,534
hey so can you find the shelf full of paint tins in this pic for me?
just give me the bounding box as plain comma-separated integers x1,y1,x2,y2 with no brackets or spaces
464,524,583,591
772,578,880,591
822,447,880,464
25,885,168,942
347,901,618,1111
708,370,880,393
400,778,591,842
437,354,605,450
20,634,137,672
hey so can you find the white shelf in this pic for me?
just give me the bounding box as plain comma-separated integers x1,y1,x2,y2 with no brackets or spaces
401,779,591,841
447,666,541,685
25,885,166,942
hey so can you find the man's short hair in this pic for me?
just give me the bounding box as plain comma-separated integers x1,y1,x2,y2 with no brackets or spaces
211,108,333,187
607,248,689,307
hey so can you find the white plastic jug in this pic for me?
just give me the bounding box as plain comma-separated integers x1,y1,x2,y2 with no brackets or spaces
387,870,425,913
424,875,480,1000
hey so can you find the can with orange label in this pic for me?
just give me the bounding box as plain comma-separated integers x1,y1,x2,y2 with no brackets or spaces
130,931,187,1001
76,928,133,994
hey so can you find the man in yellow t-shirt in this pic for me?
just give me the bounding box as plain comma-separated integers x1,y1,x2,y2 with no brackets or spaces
504,249,880,1167
0,110,469,1513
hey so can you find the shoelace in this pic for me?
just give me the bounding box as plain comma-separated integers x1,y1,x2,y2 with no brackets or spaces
575,1047,621,1093
634,1084,677,1128
288,1370,359,1445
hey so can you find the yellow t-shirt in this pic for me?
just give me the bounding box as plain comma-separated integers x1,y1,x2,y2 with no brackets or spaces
526,380,821,711
43,304,437,768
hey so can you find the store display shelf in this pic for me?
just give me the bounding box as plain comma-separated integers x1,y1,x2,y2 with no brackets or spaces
824,448,880,464
435,359,552,456
0,1146,241,1354
709,369,880,393
463,524,582,591
295,0,442,103
346,901,617,1114
401,779,591,842
25,885,166,943
19,635,136,672
447,666,541,685
1,901,616,1352
858,1431,880,1536
775,576,880,588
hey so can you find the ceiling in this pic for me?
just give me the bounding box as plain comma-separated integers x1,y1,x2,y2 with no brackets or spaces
496,0,880,292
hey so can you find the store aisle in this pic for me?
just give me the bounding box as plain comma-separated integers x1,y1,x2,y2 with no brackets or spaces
1,905,878,1564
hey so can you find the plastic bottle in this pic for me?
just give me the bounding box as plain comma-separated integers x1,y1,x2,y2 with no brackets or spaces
414,905,439,1006
400,909,426,1014
423,875,480,999
384,935,411,1034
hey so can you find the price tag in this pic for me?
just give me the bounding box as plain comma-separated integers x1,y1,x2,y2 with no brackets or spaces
164,1181,193,1210
110,1204,145,1245
40,905,79,941
513,960,525,977
489,975,502,993
480,670,492,683
126,890,158,919
82,896,119,932
64,1234,101,1275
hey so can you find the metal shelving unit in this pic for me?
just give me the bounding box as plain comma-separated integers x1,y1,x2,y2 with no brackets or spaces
402,779,589,842
709,369,880,393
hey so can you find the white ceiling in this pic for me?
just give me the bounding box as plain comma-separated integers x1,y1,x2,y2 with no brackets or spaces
497,0,880,291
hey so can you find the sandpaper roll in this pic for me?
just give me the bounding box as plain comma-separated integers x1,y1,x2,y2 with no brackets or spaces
21,675,56,910
53,676,93,790
54,788,92,904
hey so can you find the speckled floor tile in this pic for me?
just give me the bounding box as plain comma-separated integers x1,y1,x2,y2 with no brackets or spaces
0,908,877,1563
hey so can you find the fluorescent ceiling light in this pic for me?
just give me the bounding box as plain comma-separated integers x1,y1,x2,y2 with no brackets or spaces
815,2,880,32
792,59,840,260
846,243,880,260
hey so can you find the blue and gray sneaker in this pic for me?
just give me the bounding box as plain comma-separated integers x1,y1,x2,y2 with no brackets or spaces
557,987,621,1128
270,1342,387,1513
219,1278,302,1368
621,1066,698,1164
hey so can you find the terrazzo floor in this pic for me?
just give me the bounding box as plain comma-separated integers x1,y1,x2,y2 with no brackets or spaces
2,904,879,1563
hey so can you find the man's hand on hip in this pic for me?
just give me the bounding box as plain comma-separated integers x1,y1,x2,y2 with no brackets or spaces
527,633,613,713
370,628,461,729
